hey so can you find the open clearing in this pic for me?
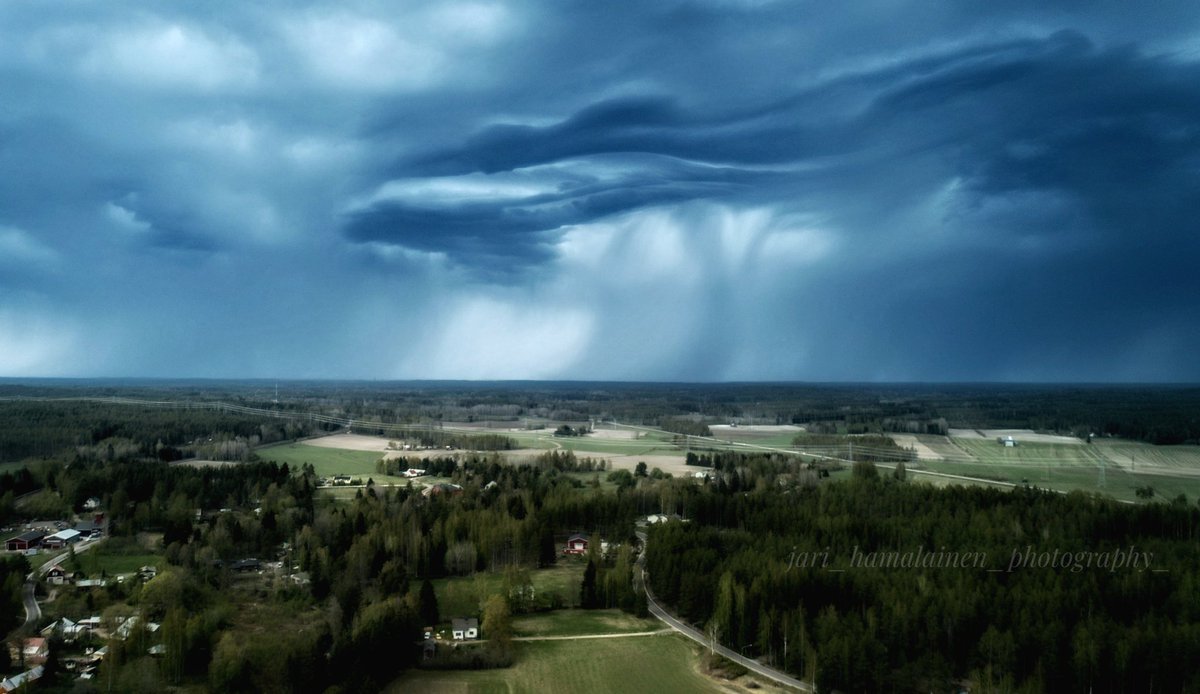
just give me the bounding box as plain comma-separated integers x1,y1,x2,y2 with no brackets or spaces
387,635,731,694
433,565,586,616
511,609,662,638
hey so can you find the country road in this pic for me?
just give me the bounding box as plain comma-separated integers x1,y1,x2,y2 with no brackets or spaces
635,531,813,692
20,538,104,631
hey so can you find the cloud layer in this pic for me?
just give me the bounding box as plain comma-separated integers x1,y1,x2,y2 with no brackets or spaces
1,1,1198,380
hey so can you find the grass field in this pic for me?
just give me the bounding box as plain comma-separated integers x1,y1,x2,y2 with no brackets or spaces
511,609,661,638
255,443,412,486
0,461,26,475
387,635,724,694
75,550,164,576
433,564,586,617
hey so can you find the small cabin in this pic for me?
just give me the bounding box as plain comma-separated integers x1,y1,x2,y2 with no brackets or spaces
563,534,588,555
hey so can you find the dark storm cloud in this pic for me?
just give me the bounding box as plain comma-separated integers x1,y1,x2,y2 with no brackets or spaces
345,152,771,265
348,30,1200,279
3,0,1200,379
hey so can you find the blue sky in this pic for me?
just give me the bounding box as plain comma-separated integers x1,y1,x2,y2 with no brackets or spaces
1,1,1198,381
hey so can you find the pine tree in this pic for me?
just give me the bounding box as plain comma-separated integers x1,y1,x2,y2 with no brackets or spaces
419,578,439,626
580,558,598,609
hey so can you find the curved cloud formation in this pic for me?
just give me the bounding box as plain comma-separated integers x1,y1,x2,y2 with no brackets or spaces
0,1,1198,380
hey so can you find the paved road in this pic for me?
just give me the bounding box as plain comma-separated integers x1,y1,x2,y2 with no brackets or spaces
20,538,104,631
636,531,813,692
21,580,39,627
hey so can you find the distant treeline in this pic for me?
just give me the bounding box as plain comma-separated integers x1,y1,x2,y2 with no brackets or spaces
0,400,329,462
4,382,1200,451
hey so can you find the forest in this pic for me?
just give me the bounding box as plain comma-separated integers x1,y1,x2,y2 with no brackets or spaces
646,467,1200,692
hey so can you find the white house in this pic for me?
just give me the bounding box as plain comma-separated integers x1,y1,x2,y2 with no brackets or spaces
451,617,479,640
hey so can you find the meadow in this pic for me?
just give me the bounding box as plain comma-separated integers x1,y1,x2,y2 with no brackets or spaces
386,635,726,694
432,564,585,617
510,608,662,638
254,442,412,485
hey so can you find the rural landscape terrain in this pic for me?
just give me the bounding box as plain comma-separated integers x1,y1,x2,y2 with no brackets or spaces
1,380,1199,692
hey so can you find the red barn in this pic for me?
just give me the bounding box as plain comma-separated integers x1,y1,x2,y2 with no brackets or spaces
563,534,588,555
5,530,45,552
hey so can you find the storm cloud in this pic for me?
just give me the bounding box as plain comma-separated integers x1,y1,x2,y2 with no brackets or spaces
1,1,1198,380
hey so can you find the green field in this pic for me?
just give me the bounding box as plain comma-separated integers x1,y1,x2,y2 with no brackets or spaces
511,609,661,638
387,635,724,694
0,461,26,474
433,564,586,618
75,550,164,576
900,437,1200,503
255,443,412,486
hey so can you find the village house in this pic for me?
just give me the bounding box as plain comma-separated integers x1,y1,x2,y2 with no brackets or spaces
0,666,44,693
22,637,49,665
563,533,588,555
451,618,479,640
45,564,73,585
4,530,45,552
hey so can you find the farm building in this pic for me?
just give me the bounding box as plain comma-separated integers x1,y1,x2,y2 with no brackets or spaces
451,618,479,640
43,528,82,549
563,534,588,555
74,520,103,537
4,530,45,551
997,436,1018,447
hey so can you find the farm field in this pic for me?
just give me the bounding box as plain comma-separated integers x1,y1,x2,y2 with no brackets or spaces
386,635,729,694
254,442,412,486
904,436,1200,502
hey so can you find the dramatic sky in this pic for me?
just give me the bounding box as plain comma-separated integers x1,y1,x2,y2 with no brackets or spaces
2,1,1199,381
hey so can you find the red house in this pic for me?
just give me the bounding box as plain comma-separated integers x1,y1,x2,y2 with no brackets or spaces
563,534,588,555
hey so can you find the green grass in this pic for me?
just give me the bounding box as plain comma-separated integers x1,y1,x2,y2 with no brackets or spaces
0,461,26,474
511,609,661,638
75,551,164,576
387,634,723,694
255,443,411,485
432,564,585,618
